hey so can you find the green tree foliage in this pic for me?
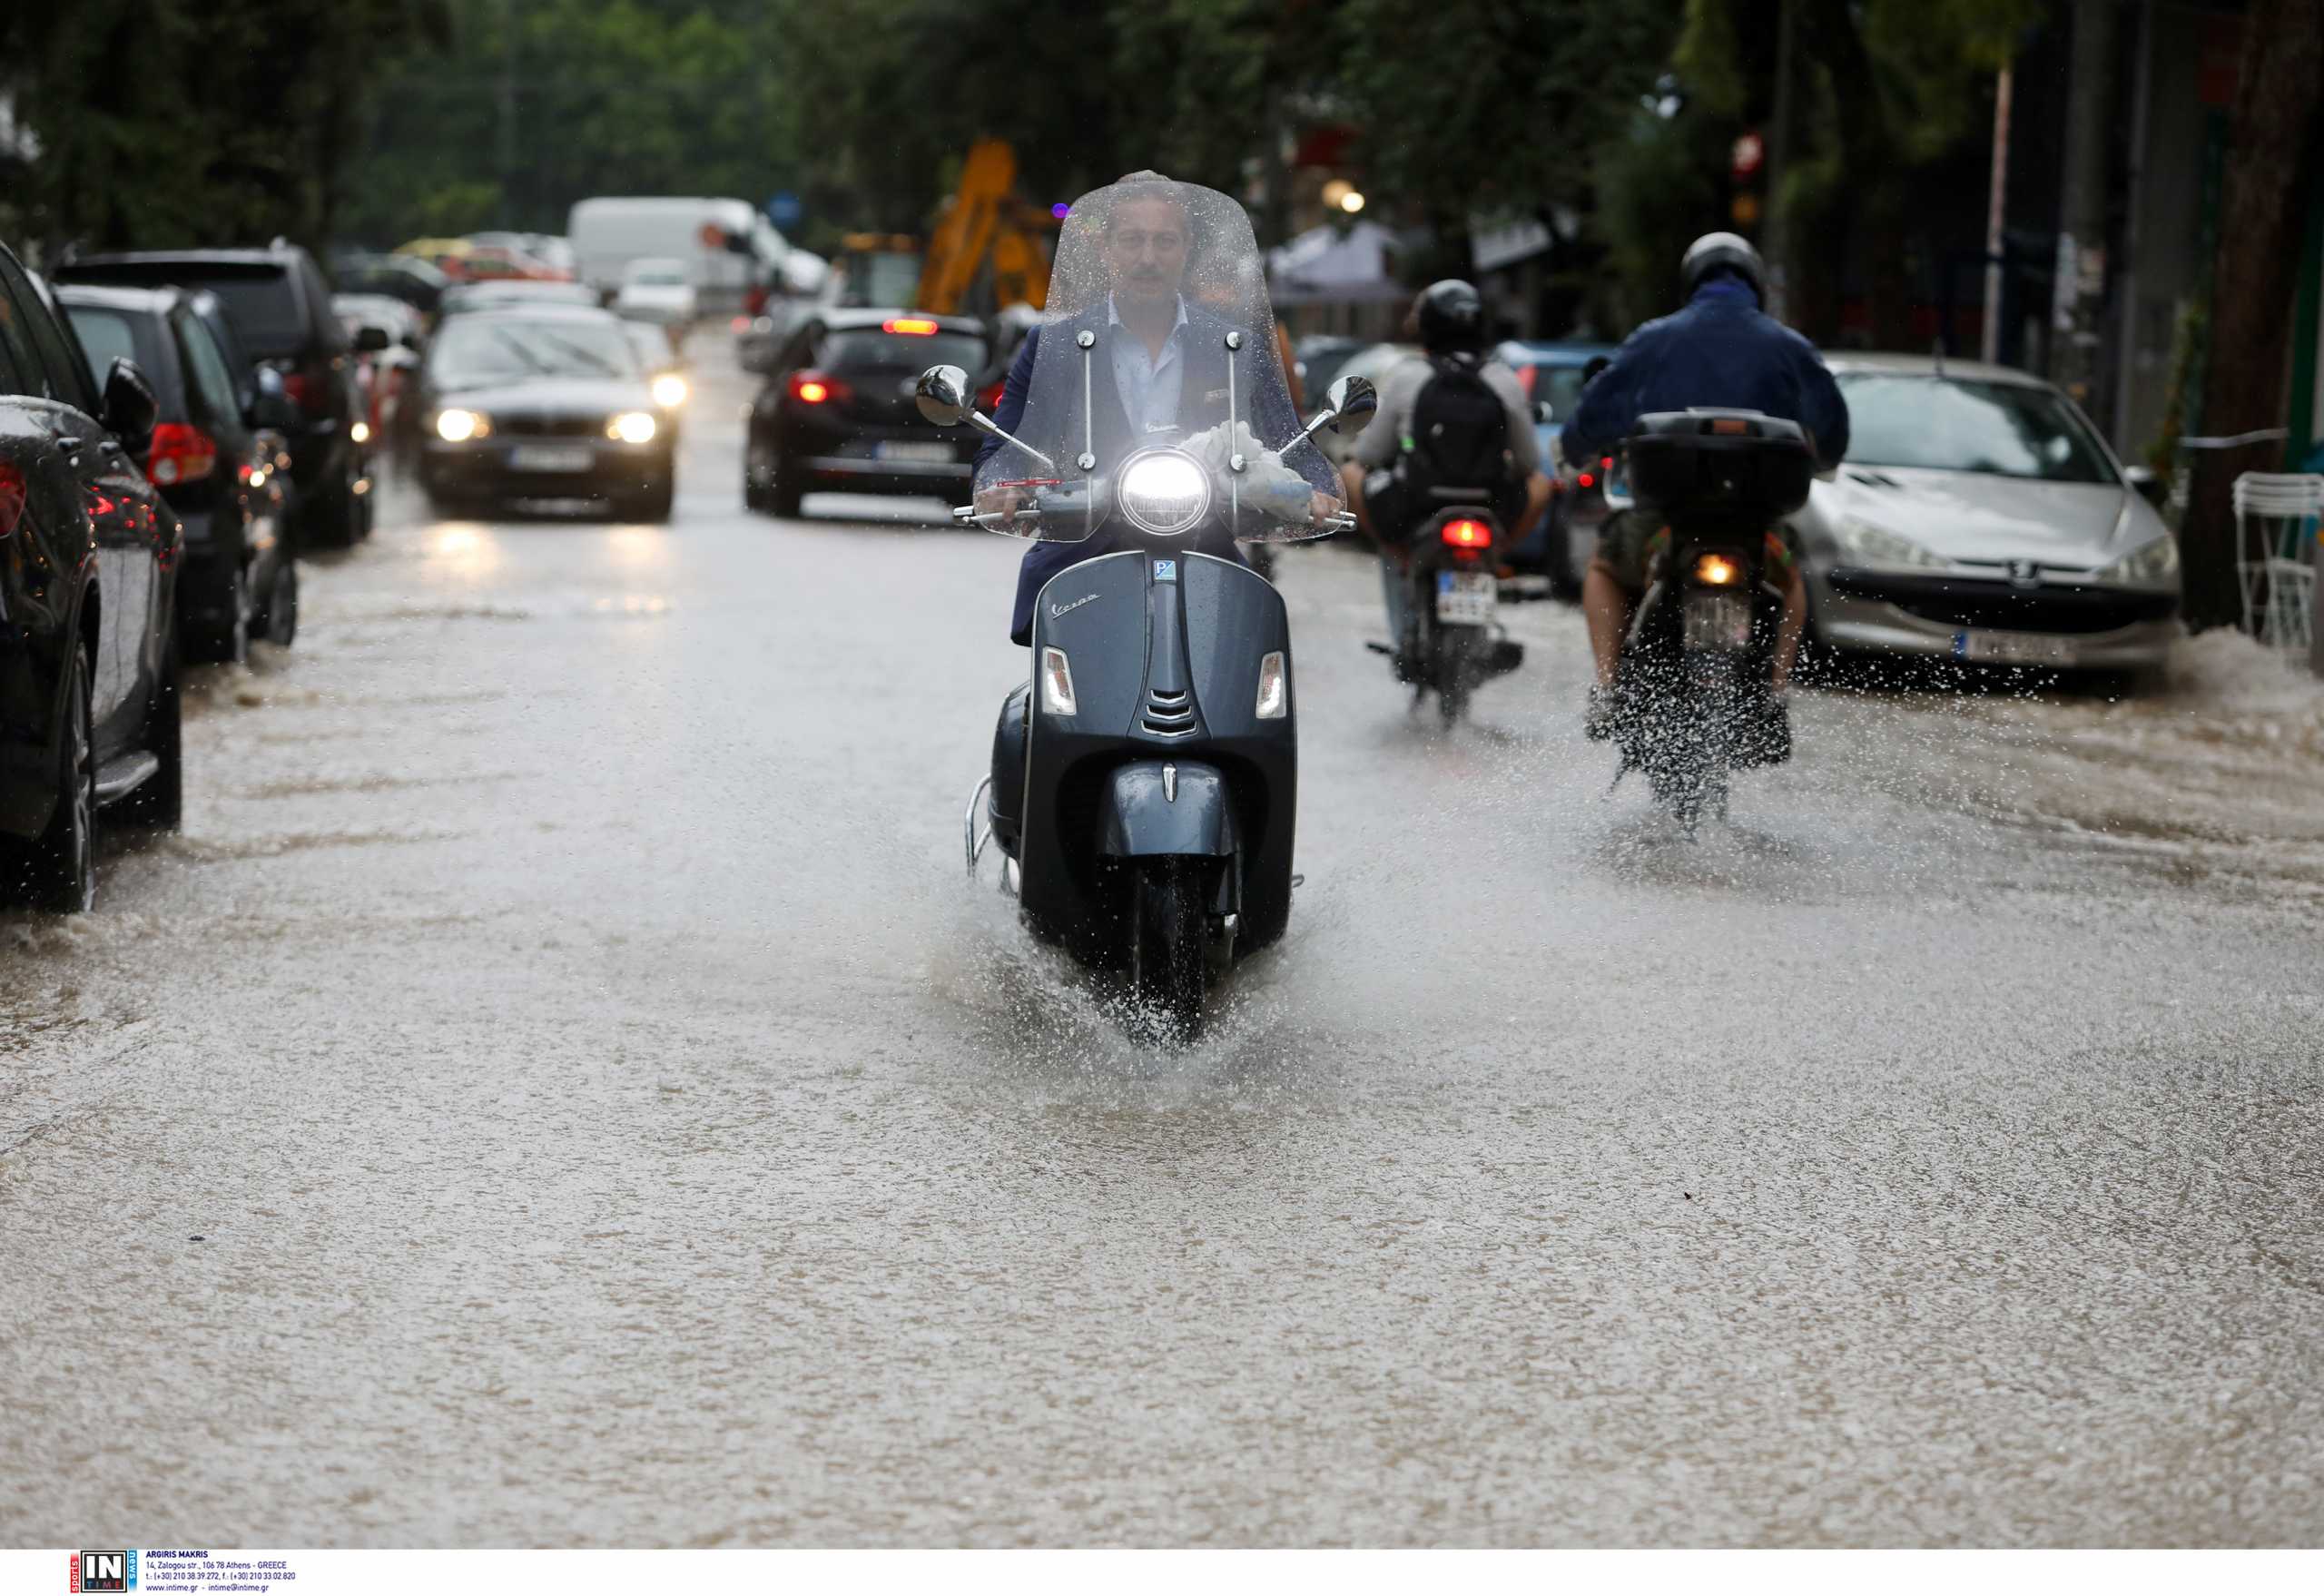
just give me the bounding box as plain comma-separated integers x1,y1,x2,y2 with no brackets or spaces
0,0,450,253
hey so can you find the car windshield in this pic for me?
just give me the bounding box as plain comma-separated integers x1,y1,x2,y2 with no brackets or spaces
1838,373,2118,485
1514,361,1590,422
823,330,984,374
622,322,674,369
429,316,639,385
628,264,686,286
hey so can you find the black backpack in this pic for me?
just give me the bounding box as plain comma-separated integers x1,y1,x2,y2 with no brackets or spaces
1368,355,1518,542
1406,354,1512,491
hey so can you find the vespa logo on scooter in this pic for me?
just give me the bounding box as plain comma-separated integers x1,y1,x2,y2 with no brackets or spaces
1049,593,1101,619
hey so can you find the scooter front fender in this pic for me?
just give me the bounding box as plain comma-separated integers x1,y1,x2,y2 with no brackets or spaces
1099,761,1236,859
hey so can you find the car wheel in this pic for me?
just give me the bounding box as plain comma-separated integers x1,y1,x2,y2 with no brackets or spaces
5,643,97,911
743,436,773,513
309,460,361,548
120,629,183,832
770,455,803,519
253,558,300,649
619,478,675,523
188,562,251,666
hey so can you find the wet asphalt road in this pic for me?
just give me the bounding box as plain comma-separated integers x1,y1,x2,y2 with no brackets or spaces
4,341,2320,1547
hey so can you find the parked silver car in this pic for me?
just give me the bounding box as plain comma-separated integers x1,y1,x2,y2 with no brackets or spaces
1787,355,2182,671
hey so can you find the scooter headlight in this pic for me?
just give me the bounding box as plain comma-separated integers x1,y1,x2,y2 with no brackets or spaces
1117,450,1211,537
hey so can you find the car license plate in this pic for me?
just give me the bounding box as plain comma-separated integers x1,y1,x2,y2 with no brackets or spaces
1436,569,1497,625
508,445,593,473
876,440,954,464
1955,628,2079,666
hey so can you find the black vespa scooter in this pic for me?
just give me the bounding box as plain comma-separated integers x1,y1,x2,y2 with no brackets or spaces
920,360,1376,1039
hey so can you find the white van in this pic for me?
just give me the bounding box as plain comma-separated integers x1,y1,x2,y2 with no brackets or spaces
566,197,786,312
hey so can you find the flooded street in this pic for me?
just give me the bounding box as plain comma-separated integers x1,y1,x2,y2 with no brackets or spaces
5,346,2320,1547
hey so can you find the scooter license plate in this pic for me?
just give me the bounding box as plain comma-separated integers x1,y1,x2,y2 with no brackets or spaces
1436,570,1497,625
1683,590,1752,650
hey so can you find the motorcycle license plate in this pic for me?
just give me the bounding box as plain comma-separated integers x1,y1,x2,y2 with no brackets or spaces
876,440,954,463
1683,590,1753,650
1955,628,2079,666
1436,570,1497,625
507,445,593,473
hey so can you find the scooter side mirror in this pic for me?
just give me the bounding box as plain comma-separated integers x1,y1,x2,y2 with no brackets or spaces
1324,373,1377,435
915,364,971,427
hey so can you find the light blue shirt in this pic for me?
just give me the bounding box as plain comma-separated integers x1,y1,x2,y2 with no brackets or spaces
1108,293,1189,438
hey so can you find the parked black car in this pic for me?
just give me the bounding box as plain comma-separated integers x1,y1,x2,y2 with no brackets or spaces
58,243,379,547
414,306,675,521
0,244,185,910
742,310,988,517
330,251,450,319
58,285,299,663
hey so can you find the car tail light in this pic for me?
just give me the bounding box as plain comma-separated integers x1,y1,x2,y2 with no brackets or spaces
281,369,323,415
1600,456,1614,473
1440,517,1492,548
1577,471,1596,488
979,379,1005,412
789,369,851,405
145,422,219,486
1039,646,1077,715
882,318,940,335
1514,364,1536,398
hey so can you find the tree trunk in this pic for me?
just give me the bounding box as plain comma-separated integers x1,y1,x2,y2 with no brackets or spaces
2181,0,2324,631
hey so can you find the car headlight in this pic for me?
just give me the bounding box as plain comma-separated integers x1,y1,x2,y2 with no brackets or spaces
650,372,689,409
607,410,658,444
1833,513,1943,571
1116,449,1211,537
435,408,488,442
2094,532,2179,586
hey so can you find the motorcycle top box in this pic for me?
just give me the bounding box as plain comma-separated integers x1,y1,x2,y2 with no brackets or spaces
1627,409,1815,534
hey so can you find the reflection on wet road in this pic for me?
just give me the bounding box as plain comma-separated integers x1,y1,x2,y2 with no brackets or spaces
4,344,2319,1546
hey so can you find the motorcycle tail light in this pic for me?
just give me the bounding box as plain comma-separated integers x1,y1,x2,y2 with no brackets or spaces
1040,646,1077,715
1255,651,1287,719
1692,552,1740,586
1578,471,1596,488
1440,517,1492,548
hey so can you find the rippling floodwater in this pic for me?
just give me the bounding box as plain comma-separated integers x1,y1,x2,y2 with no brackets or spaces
4,346,2319,1545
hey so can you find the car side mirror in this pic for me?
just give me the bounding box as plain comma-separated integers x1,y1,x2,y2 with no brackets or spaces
2123,464,2166,508
354,325,391,353
102,358,159,456
915,364,972,427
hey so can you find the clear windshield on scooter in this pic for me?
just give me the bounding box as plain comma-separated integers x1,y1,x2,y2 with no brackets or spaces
970,174,1345,543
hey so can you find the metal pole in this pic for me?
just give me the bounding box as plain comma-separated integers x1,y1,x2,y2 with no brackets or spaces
1766,0,1797,321
1982,64,2014,365
2114,0,2155,447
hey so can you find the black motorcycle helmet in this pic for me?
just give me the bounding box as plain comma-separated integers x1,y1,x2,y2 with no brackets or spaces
1679,232,1766,301
1411,279,1485,355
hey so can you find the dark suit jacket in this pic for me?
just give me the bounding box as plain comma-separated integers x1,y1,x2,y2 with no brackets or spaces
978,300,1331,645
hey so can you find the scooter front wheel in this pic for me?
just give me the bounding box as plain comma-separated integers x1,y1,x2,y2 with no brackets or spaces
1127,862,1206,1042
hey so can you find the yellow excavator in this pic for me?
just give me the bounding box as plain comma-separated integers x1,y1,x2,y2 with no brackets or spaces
912,140,1053,315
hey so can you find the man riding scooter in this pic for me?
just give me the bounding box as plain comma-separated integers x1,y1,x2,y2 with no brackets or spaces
1560,233,1850,751
1341,280,1550,681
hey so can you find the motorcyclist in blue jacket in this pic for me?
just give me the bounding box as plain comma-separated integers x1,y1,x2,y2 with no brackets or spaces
1561,232,1850,744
